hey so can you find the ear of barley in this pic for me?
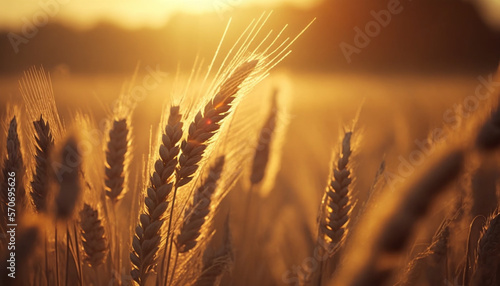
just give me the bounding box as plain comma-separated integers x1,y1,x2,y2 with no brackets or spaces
471,211,500,286
105,118,129,202
1,116,26,237
193,217,233,286
177,156,225,253
30,115,54,213
79,203,108,267
130,106,183,285
250,90,277,185
55,137,81,219
177,60,258,187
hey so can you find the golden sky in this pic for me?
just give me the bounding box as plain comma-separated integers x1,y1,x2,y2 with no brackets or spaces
0,0,322,30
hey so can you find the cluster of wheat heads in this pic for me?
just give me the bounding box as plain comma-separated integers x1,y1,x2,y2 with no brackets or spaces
0,15,313,286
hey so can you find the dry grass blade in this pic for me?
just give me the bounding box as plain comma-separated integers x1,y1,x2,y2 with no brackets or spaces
177,60,258,187
1,116,26,235
250,90,277,185
79,203,108,267
105,118,129,201
471,211,500,286
130,106,183,285
319,131,353,249
55,137,82,219
177,156,225,253
30,115,54,212
193,217,234,286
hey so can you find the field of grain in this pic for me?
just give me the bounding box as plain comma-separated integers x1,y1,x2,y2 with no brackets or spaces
0,13,500,286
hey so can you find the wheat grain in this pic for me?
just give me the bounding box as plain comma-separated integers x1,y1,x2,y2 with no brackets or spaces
130,106,183,285
105,118,129,202
177,60,258,187
79,203,108,267
177,156,225,253
30,115,54,212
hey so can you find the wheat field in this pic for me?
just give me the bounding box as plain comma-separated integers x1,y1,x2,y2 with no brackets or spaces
1,14,500,286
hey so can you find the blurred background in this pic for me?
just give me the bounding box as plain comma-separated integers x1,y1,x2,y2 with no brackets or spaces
0,0,498,74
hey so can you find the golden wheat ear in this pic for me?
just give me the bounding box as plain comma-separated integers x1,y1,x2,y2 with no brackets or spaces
177,156,225,253
130,105,183,285
1,116,27,238
79,203,108,267
104,118,130,202
30,115,55,213
177,60,258,187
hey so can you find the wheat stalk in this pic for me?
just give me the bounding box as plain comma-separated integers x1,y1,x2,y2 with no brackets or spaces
177,156,225,253
177,60,258,187
130,106,183,285
105,118,129,202
79,203,108,267
30,115,54,213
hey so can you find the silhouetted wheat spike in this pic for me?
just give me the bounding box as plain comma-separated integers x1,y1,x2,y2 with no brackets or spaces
30,115,54,212
79,203,108,267
55,137,82,219
319,131,352,249
397,222,450,286
177,60,258,187
250,90,277,185
193,217,234,286
471,212,500,286
130,106,183,285
1,116,26,236
105,118,129,201
177,156,225,253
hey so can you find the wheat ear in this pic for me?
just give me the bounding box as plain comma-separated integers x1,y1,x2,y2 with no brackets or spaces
30,115,54,212
471,211,500,285
79,203,108,267
1,116,26,239
177,156,225,253
193,217,234,286
319,131,353,249
177,60,258,187
250,90,278,185
105,118,129,201
130,106,183,285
